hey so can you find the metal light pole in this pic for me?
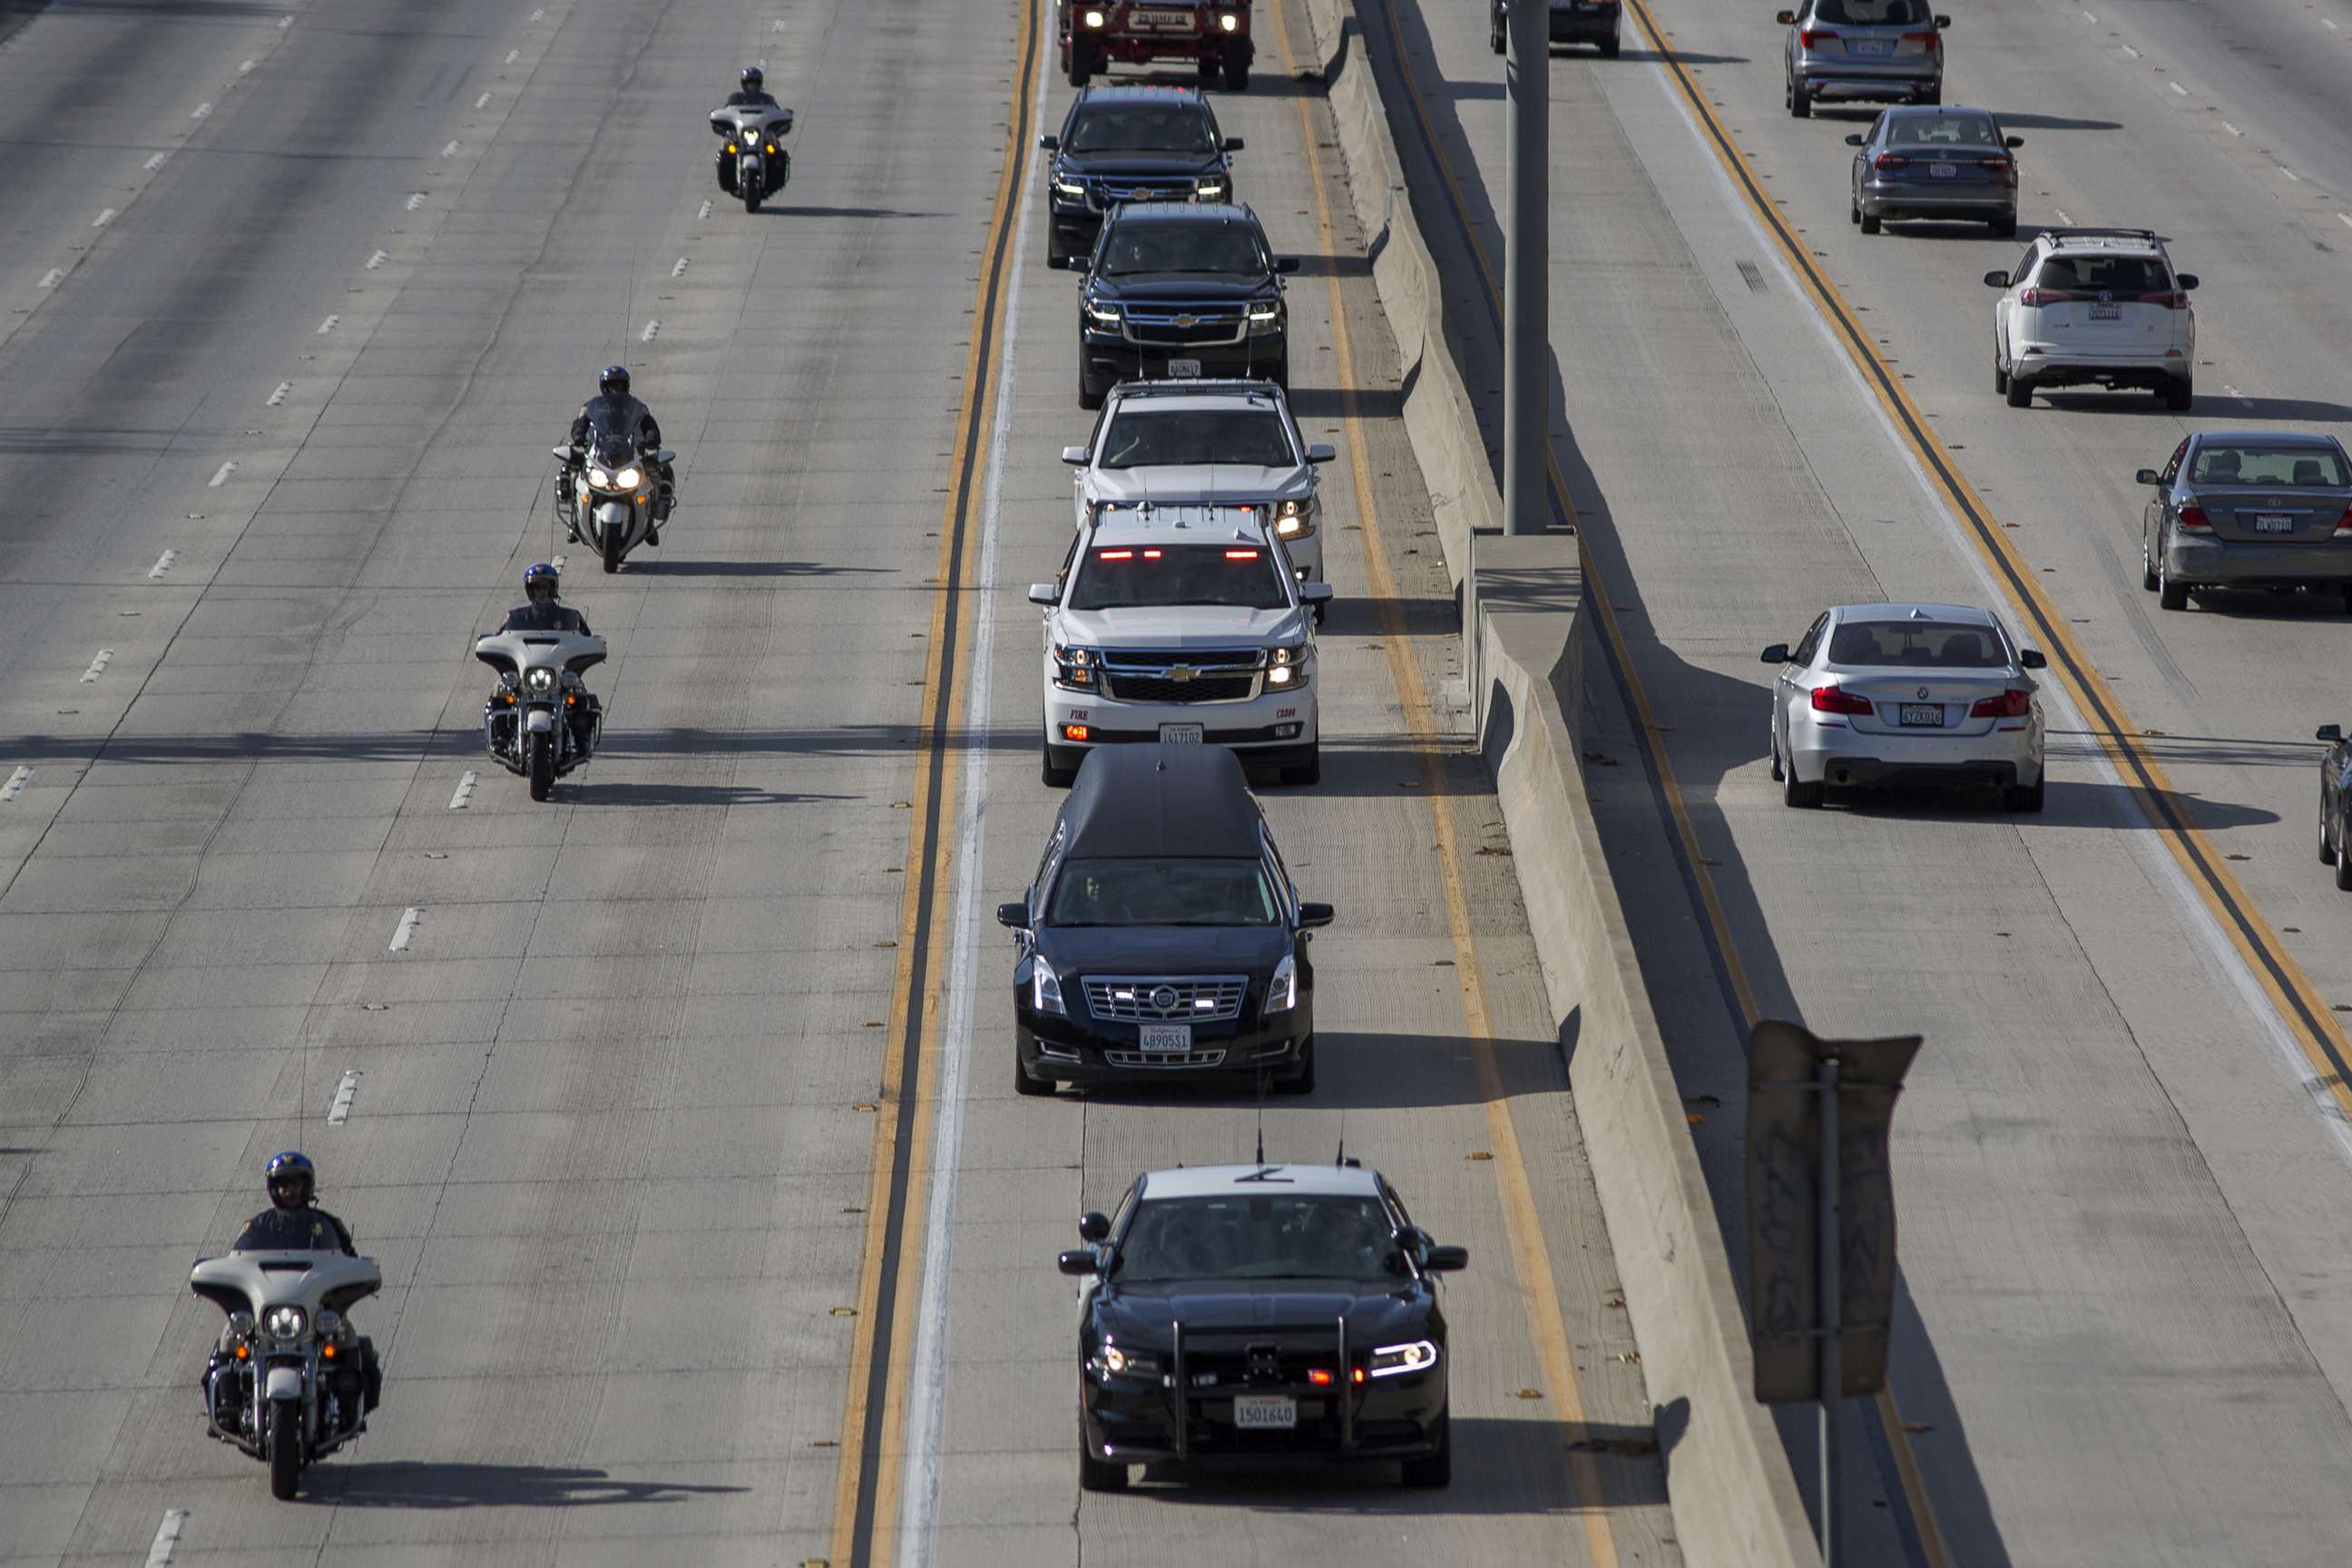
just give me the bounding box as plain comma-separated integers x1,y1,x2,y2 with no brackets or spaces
1504,0,1548,541
1817,1055,1844,1566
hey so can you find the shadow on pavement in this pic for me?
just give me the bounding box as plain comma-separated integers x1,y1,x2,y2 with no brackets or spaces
315,1460,748,1509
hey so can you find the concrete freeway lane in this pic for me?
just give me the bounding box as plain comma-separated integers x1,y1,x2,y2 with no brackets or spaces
0,1,1673,1564
1367,0,2352,1562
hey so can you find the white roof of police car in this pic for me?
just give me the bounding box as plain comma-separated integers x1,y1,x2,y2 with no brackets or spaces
1103,380,1288,414
1137,1163,1387,1200
1827,600,2003,626
1082,507,1267,549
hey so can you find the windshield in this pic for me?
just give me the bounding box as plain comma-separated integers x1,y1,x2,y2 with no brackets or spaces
1828,619,2007,669
2190,445,2349,487
1101,223,1268,278
1066,543,1289,611
1099,408,1295,469
1067,103,1218,155
1887,114,1999,147
1815,0,1928,24
1117,1194,1397,1282
590,430,641,465
1045,858,1279,926
2032,254,2171,295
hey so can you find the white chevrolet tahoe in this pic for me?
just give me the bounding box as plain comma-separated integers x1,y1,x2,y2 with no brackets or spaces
1029,504,1329,788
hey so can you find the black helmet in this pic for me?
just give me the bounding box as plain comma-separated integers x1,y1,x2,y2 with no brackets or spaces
740,65,764,93
266,1150,316,1210
524,562,560,603
598,365,630,398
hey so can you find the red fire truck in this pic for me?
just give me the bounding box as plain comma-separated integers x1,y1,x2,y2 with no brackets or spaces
1057,3,1256,93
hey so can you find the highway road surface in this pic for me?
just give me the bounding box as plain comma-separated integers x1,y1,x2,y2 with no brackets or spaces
0,2,1672,1565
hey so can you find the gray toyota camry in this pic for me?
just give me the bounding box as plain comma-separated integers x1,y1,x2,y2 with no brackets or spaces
2138,432,2352,612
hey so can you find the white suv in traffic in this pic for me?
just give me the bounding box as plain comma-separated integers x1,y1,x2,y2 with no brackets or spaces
1062,379,1336,590
1985,227,2198,410
1029,504,1330,788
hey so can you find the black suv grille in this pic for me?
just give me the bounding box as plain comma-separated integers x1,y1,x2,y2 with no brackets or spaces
1125,307,1245,346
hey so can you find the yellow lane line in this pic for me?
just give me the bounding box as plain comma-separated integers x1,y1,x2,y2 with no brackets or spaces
826,0,1038,1562
1270,5,1622,1560
1615,0,2352,1114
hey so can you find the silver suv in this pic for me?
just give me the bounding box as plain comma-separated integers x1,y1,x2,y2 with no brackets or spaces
1779,0,1948,119
1063,380,1336,592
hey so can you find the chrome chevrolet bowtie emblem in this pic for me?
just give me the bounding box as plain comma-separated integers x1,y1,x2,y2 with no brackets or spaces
1166,665,1199,682
1174,313,1198,328
1150,985,1180,1012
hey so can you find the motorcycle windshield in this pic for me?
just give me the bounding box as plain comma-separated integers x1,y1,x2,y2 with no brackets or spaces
589,430,640,466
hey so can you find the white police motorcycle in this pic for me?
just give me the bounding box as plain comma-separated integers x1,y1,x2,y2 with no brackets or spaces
190,1243,381,1499
475,624,607,800
710,101,794,212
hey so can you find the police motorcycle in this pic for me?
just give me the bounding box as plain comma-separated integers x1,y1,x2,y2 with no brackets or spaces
710,101,794,212
475,623,606,801
553,426,673,573
190,1236,381,1499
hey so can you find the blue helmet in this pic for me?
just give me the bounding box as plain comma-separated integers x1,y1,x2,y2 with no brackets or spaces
598,364,630,397
524,562,560,603
266,1150,316,1210
740,66,763,93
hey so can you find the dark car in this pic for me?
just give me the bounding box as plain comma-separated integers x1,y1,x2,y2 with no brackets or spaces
1489,0,1622,57
1058,1161,1465,1490
1846,105,2021,235
2136,432,2352,612
1057,2,1256,93
1060,201,1296,409
2318,723,2352,889
1040,84,1242,268
999,743,1330,1093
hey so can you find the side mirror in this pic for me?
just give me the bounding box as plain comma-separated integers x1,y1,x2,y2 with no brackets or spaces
1037,133,1059,151
1060,445,1090,466
2019,649,2047,670
1304,441,1337,465
1056,1249,1099,1277
1934,13,1951,26
551,446,572,459
2177,273,2199,291
655,447,676,464
1027,582,1059,607
1425,1244,1469,1272
1983,270,2011,289
2134,468,2161,485
1297,901,1336,929
1222,135,1245,152
1078,1210,1112,1242
1775,9,1796,24
1298,582,1335,606
2318,724,2344,744
995,901,1030,929
1760,642,1790,664
1844,132,1866,147
2004,135,2025,149
1275,256,1301,274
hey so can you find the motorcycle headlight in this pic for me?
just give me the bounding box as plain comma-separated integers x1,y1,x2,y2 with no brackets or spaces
614,466,642,489
585,466,612,487
1369,1339,1440,1377
526,667,556,693
1053,644,1096,689
1084,299,1122,328
1032,961,1067,1016
264,1305,307,1343
1101,1343,1162,1377
1263,951,1298,1014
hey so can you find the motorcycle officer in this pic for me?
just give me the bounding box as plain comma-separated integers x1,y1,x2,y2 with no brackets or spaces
715,65,789,200
487,564,601,757
206,1152,382,1416
562,366,673,545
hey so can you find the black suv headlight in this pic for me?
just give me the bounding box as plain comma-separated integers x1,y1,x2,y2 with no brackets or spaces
1096,1342,1162,1377
1083,299,1123,331
1247,299,1284,337
1194,173,1229,201
1368,1339,1439,1377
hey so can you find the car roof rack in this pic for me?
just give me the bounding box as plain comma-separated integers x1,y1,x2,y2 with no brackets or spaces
1105,377,1282,400
2031,226,2164,247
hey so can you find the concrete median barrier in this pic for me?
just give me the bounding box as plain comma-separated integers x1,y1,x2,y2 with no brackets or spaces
1296,3,1816,1563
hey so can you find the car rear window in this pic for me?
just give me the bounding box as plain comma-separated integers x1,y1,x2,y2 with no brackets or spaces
1067,103,1217,155
2190,446,2349,486
1888,115,1998,147
1828,620,2007,668
1066,543,1289,610
1045,858,1279,926
1101,221,1268,277
1816,0,1929,24
2033,254,2171,295
1117,1194,1397,1282
1099,408,1295,468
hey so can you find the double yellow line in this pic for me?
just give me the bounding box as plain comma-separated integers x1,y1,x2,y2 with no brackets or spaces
826,0,1038,1562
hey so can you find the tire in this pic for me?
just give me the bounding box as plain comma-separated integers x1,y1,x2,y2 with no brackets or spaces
526,732,554,801
603,514,624,574
1849,192,1860,226
2006,772,2045,813
1198,59,1219,88
1769,727,1785,782
2319,794,2336,866
2158,549,2189,611
2141,534,2159,592
1783,760,1824,809
1991,213,2018,239
2336,817,2352,889
1014,1043,1054,1097
1491,22,1505,55
2164,377,2194,412
268,1401,302,1501
1401,1408,1452,1489
1993,356,2008,396
1279,743,1321,787
1080,1444,1129,1492
1789,81,1812,120
1859,210,1881,236
1600,33,1621,58
2005,374,2032,409
1078,368,1104,411
1068,44,1093,90
1042,733,1079,788
1275,1037,1315,1095
1224,60,1250,93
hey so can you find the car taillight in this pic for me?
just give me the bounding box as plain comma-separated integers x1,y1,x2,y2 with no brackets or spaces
1901,28,1940,50
2334,505,2352,536
1810,685,1875,716
1799,27,1838,46
1872,152,1908,172
2017,288,2077,308
1968,690,2033,719
1983,155,2014,181
2177,505,2212,533
2136,291,2189,309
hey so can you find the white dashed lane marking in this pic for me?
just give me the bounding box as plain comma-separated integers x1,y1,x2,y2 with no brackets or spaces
267,381,291,406
407,191,426,211
449,770,477,810
80,650,113,682
1,767,30,804
207,461,237,487
37,269,62,289
144,1510,187,1567
318,315,339,334
476,92,493,108
441,140,462,158
671,257,689,277
328,1070,362,1125
505,48,520,64
191,101,212,120
2167,81,2187,95
641,319,661,341
698,199,712,220
143,152,168,172
388,907,421,952
367,249,388,270
93,208,116,227
149,550,180,578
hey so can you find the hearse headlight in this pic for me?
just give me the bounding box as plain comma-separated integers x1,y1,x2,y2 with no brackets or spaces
1032,961,1068,1016
1264,952,1298,1014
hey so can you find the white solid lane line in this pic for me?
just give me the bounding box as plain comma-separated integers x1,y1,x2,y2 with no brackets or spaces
149,550,180,579
207,462,237,487
144,1510,187,1567
449,770,477,810
1,767,30,803
80,650,112,682
328,1070,361,1125
388,907,421,952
